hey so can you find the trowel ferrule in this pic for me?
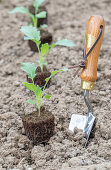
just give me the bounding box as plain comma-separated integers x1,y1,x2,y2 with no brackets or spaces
81,80,94,91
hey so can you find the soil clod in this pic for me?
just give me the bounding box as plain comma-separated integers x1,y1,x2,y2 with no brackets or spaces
27,66,51,87
22,107,55,145
28,29,52,52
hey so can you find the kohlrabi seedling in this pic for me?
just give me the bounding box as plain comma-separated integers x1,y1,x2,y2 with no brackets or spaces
20,25,75,72
9,0,47,28
21,62,68,116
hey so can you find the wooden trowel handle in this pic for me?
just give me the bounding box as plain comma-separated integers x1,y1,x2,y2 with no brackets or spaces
81,15,105,90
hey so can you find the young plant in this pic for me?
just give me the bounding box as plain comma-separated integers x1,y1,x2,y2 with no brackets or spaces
9,0,47,28
20,25,75,72
21,62,68,116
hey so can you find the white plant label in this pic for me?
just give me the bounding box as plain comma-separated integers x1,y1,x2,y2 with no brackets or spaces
69,114,88,132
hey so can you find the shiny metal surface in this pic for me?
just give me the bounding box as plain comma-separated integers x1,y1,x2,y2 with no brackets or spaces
81,80,94,91
83,90,95,147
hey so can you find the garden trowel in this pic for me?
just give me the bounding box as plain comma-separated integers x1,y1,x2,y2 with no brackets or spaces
69,15,105,147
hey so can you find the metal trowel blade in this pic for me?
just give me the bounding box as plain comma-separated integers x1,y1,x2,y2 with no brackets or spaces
69,113,95,147
84,113,95,147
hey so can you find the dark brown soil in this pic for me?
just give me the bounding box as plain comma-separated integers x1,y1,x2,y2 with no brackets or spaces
22,107,55,145
28,29,52,52
27,66,51,87
29,5,48,27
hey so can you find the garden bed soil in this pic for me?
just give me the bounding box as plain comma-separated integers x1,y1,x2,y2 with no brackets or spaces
28,29,52,52
27,66,51,87
0,0,111,169
22,107,55,145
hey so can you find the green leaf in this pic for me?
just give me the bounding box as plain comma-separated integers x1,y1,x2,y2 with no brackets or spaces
55,39,75,47
43,62,47,65
51,68,69,76
51,70,60,76
26,99,36,104
9,7,32,16
21,62,36,80
43,69,68,93
24,83,43,113
44,94,51,99
40,24,48,28
24,82,37,94
36,40,41,47
45,76,52,83
36,85,43,98
61,68,69,71
36,11,46,18
34,0,45,8
20,25,40,41
24,36,32,40
50,44,56,49
41,43,49,56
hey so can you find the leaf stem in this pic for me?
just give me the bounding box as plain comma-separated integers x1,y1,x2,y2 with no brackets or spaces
36,99,41,116
38,108,40,116
34,18,37,28
42,75,52,93
35,41,44,72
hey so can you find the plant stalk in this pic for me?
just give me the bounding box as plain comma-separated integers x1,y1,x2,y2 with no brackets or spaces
34,17,37,28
